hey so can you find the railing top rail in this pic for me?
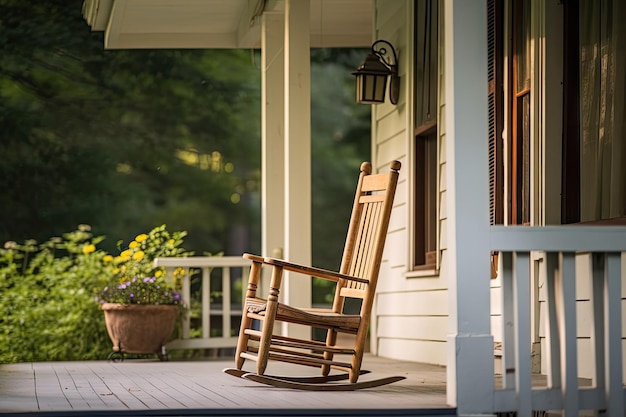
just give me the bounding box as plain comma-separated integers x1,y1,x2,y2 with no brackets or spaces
490,225,626,252
154,256,251,268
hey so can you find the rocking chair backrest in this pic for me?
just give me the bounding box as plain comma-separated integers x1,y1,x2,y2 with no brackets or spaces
335,161,401,308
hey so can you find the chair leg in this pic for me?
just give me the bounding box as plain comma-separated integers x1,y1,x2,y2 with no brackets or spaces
321,329,338,376
350,327,368,383
256,265,283,375
235,313,252,369
235,260,262,369
350,349,364,383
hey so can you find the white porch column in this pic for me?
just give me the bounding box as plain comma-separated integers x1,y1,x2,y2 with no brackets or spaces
444,0,494,415
282,0,312,337
261,14,285,263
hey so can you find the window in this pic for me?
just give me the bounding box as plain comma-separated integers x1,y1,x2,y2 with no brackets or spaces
489,0,626,228
562,0,626,224
488,0,531,226
413,0,438,270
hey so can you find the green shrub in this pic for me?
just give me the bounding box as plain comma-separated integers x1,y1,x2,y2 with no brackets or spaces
0,224,189,363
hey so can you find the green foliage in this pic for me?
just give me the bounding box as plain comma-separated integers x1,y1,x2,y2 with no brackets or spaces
0,224,191,363
110,224,192,282
98,225,193,306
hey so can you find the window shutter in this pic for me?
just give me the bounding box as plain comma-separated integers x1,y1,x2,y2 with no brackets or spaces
487,0,503,225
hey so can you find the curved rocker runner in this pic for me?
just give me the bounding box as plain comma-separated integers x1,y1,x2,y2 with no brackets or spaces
223,368,405,391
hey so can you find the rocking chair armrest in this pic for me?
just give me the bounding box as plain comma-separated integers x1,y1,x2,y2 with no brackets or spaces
243,253,265,263
262,257,370,285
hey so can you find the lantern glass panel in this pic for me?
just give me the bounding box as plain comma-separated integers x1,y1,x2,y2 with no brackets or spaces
357,73,387,104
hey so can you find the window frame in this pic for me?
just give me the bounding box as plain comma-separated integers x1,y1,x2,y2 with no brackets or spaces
411,0,439,272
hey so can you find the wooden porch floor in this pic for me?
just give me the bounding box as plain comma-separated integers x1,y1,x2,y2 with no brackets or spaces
0,354,454,417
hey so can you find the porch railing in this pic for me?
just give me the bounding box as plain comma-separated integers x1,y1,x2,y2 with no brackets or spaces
153,256,251,352
490,226,626,416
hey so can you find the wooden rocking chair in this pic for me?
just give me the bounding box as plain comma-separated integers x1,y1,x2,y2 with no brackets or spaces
224,161,402,390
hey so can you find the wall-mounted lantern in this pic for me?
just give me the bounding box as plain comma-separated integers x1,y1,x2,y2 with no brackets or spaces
352,40,400,105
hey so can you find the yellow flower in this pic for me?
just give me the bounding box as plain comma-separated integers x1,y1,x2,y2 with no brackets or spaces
103,255,113,262
113,268,120,274
132,250,145,261
135,234,148,243
120,249,131,259
174,267,186,277
129,241,140,249
82,244,96,254
154,270,164,278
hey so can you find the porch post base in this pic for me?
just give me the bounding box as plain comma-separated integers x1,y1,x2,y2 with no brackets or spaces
447,334,494,416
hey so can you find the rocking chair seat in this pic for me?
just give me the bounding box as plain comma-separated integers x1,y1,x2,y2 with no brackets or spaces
246,297,361,334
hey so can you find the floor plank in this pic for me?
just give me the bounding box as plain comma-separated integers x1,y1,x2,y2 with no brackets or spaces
0,355,453,416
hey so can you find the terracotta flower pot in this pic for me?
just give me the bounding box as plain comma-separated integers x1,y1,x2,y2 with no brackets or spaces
101,303,178,360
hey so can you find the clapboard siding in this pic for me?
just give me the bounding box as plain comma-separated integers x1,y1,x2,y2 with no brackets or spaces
377,316,448,341
372,0,450,364
377,290,448,316
377,338,447,365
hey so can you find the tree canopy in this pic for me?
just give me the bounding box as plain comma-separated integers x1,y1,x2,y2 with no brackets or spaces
0,0,369,283
0,0,262,254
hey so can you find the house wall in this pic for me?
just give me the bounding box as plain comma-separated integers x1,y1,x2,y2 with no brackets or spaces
371,0,449,366
371,0,626,379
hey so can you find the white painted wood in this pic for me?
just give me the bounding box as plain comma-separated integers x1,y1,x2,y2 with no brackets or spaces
544,252,561,388
375,113,406,142
377,290,449,316
513,252,532,415
604,252,624,415
575,253,593,300
377,338,447,365
202,266,210,338
590,254,606,392
376,133,407,165
501,252,515,388
261,12,285,298
491,316,503,343
282,0,311,338
388,200,407,232
557,252,579,416
377,316,448,341
88,0,373,49
490,226,626,252
222,267,232,338
155,257,251,268
443,0,493,413
181,269,192,339
103,0,126,49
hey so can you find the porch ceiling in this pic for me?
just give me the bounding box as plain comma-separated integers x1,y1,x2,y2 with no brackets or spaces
82,0,373,49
